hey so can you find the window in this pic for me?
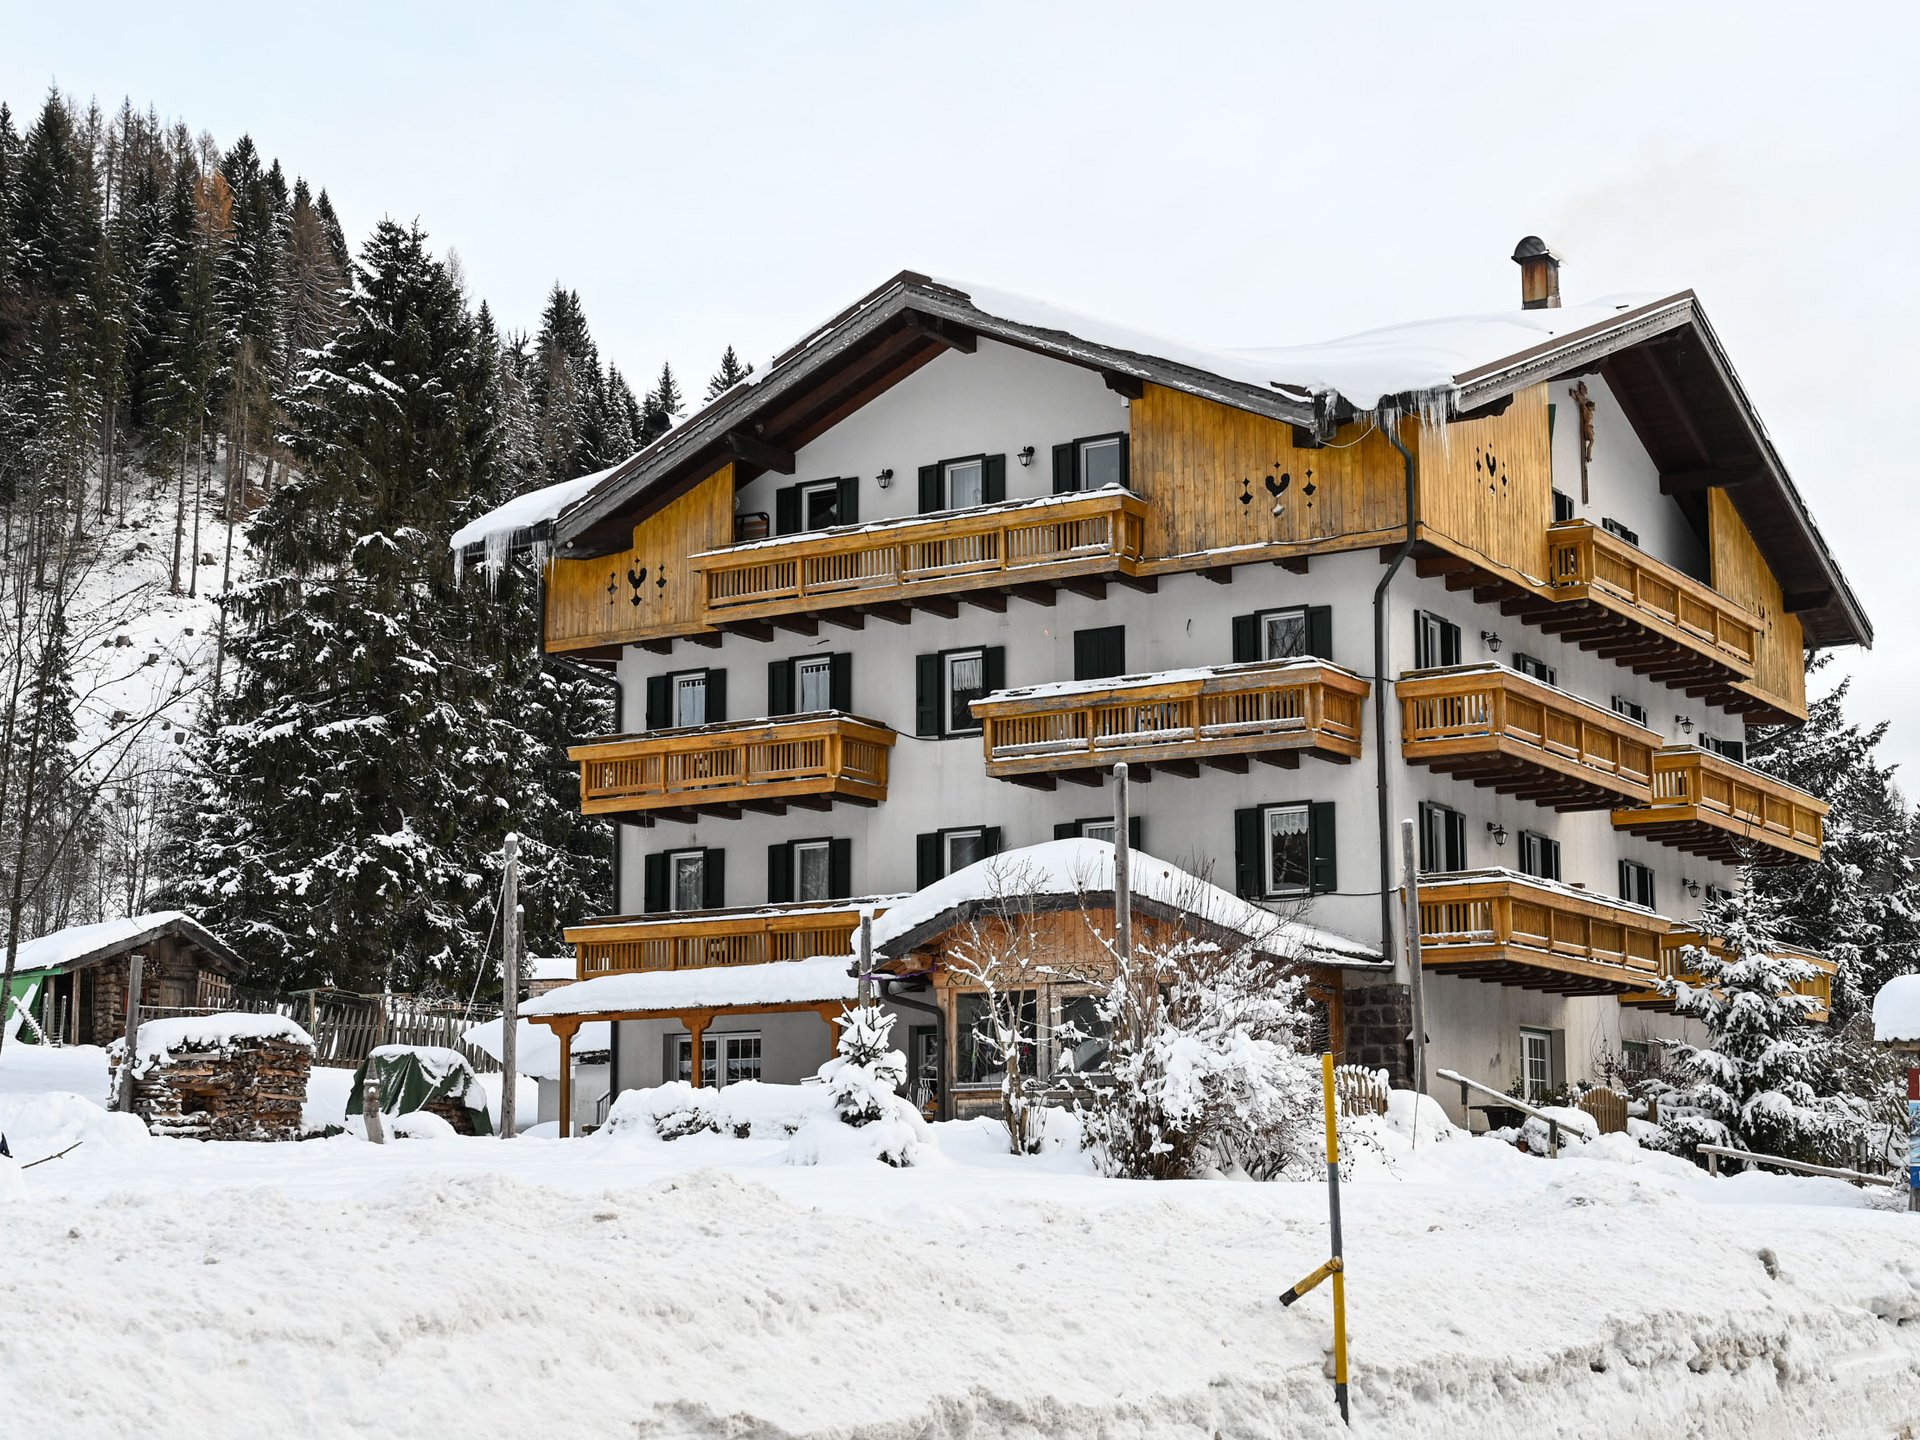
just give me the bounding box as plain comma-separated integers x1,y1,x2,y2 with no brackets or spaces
1552,489,1575,523
1705,883,1734,903
1513,654,1556,686
1519,1028,1554,1103
1517,831,1561,882
1232,606,1332,664
917,454,1005,513
1418,801,1467,874
1414,611,1462,669
1073,625,1127,682
1052,432,1129,493
673,1032,761,1088
1611,696,1648,725
773,477,858,535
645,669,727,730
768,653,850,717
1701,734,1747,764
1056,992,1111,1076
670,850,706,912
1601,517,1640,546
916,826,1003,886
1056,815,1143,850
955,990,1038,1085
915,647,1005,738
766,837,851,904
1620,859,1656,909
1234,802,1335,898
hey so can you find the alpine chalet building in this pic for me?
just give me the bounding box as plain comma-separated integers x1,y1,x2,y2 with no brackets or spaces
466,243,1862,1129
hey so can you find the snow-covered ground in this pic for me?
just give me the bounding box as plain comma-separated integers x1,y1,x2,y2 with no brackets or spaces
3,1043,1917,1440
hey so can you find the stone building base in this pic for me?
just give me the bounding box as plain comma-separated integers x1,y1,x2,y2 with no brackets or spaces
1342,981,1413,1088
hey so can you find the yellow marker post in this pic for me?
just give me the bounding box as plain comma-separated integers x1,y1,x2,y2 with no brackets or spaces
1279,1052,1351,1425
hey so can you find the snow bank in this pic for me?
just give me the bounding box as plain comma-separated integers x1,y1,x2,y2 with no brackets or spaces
521,955,858,1018
115,1012,313,1070
0,1091,151,1163
871,838,1378,965
1872,973,1920,1043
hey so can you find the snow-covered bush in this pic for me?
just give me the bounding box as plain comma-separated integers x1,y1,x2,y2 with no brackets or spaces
787,1003,928,1168
1653,886,1867,1166
601,1080,824,1141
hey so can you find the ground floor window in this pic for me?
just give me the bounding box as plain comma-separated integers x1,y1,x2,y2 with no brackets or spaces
672,1031,762,1088
953,986,1113,1087
1054,991,1111,1075
1519,1027,1553,1103
955,989,1039,1085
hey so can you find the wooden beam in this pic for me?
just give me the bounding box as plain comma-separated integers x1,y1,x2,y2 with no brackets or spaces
821,611,867,632
904,315,977,353
861,601,913,626
724,430,796,475
1061,578,1108,601
962,592,1009,613
721,619,775,643
1008,584,1057,608
1200,566,1234,586
770,616,819,637
1110,573,1159,594
913,595,961,619
1102,371,1146,400
639,638,675,656
1275,556,1310,576
687,631,724,649
1660,463,1762,495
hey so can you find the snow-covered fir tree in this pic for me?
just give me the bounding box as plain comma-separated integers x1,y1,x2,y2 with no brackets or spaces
639,360,682,442
704,343,752,400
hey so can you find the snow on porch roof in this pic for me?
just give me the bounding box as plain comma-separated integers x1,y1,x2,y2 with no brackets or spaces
1872,974,1920,1044
870,838,1380,967
8,910,244,977
519,955,859,1021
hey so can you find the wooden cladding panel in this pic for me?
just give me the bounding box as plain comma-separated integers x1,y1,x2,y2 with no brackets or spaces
1709,487,1807,721
545,464,733,650
1127,384,1409,561
1415,384,1554,584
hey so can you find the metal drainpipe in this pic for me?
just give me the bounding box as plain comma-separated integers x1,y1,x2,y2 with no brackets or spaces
878,977,946,1122
1372,411,1420,971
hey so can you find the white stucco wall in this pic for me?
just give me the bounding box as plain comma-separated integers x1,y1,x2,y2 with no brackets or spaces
1549,373,1709,583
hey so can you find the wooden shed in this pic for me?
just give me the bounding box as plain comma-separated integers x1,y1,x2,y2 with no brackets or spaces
5,912,245,1047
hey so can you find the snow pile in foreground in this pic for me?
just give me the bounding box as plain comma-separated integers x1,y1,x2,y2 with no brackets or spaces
0,1090,150,1162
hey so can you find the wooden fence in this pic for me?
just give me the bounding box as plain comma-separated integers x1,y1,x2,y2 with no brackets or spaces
135,989,501,1072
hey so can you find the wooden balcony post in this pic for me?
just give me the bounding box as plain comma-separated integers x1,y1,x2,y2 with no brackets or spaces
555,1020,577,1138
686,1012,708,1087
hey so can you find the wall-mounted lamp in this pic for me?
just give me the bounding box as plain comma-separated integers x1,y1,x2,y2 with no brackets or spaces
1480,630,1503,653
1017,445,1036,468
1683,877,1701,898
875,468,894,489
1674,715,1693,734
1486,822,1508,846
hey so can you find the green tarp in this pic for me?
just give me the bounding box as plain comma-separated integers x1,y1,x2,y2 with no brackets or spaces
345,1045,494,1135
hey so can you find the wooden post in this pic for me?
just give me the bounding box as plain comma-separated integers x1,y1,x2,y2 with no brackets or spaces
1400,820,1427,1105
362,1076,385,1145
117,953,144,1113
857,911,873,1007
687,1013,708,1088
1112,762,1132,966
501,832,521,1140
556,1022,576,1138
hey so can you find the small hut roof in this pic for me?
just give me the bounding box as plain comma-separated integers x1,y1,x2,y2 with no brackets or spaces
1872,974,1920,1044
8,911,245,978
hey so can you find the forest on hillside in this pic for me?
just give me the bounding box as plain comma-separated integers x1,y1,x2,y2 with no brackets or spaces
0,89,753,1004
0,86,1915,1032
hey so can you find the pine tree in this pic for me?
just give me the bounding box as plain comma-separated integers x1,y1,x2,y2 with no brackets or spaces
705,344,752,401
1652,886,1862,1165
640,361,683,442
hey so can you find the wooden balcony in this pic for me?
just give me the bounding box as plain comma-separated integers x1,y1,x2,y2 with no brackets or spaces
1398,665,1658,810
1620,928,1836,1022
969,659,1367,787
692,487,1149,628
565,899,888,978
568,713,894,821
1611,747,1825,866
1417,870,1667,994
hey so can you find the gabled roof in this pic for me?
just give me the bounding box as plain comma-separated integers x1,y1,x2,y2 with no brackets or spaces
8,911,245,977
518,270,1865,649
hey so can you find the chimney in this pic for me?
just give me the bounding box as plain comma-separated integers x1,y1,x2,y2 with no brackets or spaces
1512,236,1561,310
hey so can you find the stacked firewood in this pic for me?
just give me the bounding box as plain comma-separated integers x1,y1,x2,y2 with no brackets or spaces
115,1035,312,1141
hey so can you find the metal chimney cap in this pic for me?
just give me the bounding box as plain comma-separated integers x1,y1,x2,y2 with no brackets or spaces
1512,235,1560,263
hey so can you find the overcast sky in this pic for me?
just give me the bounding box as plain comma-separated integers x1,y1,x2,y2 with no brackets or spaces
8,2,1917,770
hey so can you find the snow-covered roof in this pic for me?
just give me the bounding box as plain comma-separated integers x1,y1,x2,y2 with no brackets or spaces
520,955,860,1020
8,911,243,977
1419,867,1666,921
116,1012,313,1064
527,955,576,984
1872,974,1920,1044
461,1016,611,1079
449,462,621,574
871,839,1378,966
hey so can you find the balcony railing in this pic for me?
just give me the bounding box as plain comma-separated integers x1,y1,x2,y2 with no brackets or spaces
1610,747,1826,865
969,659,1367,783
568,713,894,818
1621,928,1836,1022
693,487,1148,623
1546,521,1760,677
1417,869,1667,994
1398,665,1658,809
566,899,891,978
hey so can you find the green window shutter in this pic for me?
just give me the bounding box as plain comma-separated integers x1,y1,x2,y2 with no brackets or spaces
1073,626,1126,681
1116,433,1131,491
1127,815,1143,851
767,659,794,717
1230,614,1260,664
918,464,942,513
1618,859,1631,901
1548,402,1557,442
643,853,668,913
645,676,670,730
703,669,727,724
982,646,1006,695
827,838,852,899
1446,810,1466,871
829,652,853,713
701,849,726,909
1306,606,1333,662
1054,821,1076,841
835,476,860,526
915,653,942,737
982,826,1003,857
916,833,941,888
1052,442,1076,495
1308,802,1337,895
1233,806,1263,899
766,842,793,905
774,485,802,535
981,453,1006,504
